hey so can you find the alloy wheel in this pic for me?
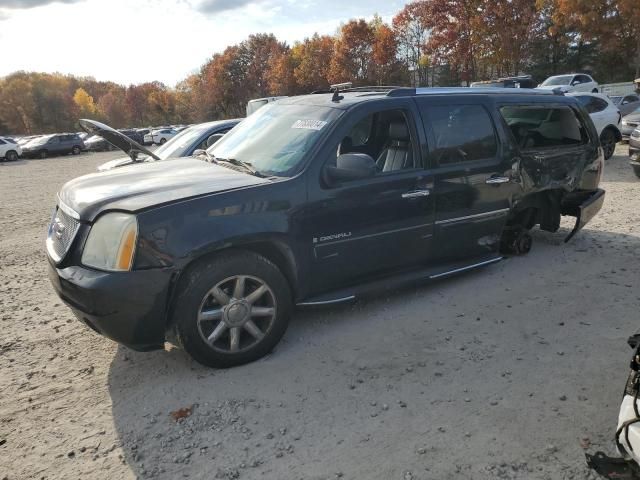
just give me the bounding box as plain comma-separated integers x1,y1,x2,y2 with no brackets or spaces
196,275,277,354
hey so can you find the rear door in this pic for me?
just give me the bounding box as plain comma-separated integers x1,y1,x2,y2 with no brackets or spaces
416,97,518,263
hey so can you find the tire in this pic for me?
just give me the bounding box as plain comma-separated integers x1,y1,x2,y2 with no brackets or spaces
632,164,640,179
39,150,48,159
592,88,599,93
600,129,616,160
159,137,167,145
5,150,18,162
172,251,292,368
72,145,81,155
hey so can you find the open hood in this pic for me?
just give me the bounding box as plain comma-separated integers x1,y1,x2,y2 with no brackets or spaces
79,119,160,162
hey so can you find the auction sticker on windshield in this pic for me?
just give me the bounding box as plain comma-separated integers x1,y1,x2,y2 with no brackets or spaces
291,120,327,130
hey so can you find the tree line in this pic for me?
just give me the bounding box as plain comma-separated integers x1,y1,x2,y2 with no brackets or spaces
1,0,638,135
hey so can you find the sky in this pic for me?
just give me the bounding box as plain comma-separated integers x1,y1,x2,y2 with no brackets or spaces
0,0,407,86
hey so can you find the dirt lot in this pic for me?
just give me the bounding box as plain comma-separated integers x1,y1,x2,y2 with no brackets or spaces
1,146,639,480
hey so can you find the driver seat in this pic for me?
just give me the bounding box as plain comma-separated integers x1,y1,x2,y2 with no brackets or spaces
376,122,412,172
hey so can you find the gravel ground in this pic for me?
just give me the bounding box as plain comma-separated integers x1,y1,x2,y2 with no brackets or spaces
1,146,639,480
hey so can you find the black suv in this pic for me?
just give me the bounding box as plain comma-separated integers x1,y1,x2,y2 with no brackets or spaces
47,86,605,368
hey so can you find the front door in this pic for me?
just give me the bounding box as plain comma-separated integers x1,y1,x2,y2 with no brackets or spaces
303,101,435,293
416,98,517,263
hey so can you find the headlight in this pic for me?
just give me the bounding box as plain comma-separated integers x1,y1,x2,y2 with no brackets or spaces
82,212,138,271
622,120,629,126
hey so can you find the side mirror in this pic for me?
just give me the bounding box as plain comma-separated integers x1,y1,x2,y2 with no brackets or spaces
325,153,376,184
206,133,225,148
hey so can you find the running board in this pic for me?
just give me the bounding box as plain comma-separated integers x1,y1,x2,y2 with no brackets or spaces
296,255,502,307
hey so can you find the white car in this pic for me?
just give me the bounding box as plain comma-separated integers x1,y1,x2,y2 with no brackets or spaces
144,128,177,145
538,73,599,93
569,92,622,160
587,333,640,478
0,136,22,161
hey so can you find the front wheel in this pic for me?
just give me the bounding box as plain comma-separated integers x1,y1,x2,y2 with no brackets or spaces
159,137,167,145
600,129,616,160
173,251,292,368
72,146,81,155
5,150,18,161
39,150,48,159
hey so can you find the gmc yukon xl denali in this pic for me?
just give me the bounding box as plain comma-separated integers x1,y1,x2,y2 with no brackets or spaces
46,86,605,368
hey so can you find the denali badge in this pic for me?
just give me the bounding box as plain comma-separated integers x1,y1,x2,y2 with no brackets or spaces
313,232,352,244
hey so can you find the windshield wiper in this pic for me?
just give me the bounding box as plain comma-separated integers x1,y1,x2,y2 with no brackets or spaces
215,157,264,177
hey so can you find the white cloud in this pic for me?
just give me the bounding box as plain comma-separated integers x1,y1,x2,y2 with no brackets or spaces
0,0,407,85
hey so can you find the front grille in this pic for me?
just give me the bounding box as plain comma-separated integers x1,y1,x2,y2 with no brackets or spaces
47,206,80,262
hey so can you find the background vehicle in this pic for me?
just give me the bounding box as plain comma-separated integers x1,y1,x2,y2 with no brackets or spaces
48,87,604,368
144,128,177,145
538,73,599,93
610,94,640,116
246,96,287,116
470,75,536,89
630,128,640,178
136,128,151,145
97,119,242,170
622,108,640,140
0,136,21,161
587,332,640,479
569,92,622,159
21,133,85,159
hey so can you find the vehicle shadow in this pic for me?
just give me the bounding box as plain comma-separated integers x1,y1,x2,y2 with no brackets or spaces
107,225,640,479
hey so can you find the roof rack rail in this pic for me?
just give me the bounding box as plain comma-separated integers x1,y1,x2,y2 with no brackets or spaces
310,85,416,96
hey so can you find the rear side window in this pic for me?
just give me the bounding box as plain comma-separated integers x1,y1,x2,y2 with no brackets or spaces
574,95,608,113
500,106,588,149
427,104,498,165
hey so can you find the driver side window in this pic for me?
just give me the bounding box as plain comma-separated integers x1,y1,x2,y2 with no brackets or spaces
335,109,417,175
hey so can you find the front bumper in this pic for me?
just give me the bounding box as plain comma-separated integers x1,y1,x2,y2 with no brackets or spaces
47,260,174,351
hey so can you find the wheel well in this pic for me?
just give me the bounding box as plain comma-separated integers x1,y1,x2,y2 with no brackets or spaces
165,242,298,331
602,125,622,142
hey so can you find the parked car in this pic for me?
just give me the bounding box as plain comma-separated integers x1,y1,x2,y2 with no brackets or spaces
470,75,536,89
144,128,177,145
610,93,640,116
17,135,38,146
629,127,640,178
47,86,604,368
0,136,22,161
538,73,599,93
21,133,85,159
136,129,151,145
587,332,640,479
97,118,242,171
621,107,640,141
569,92,622,159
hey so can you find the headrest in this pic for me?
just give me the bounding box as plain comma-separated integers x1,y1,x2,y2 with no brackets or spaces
388,121,409,141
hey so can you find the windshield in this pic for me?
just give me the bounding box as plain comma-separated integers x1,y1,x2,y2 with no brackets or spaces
541,75,574,86
610,96,623,105
207,103,342,177
153,124,219,160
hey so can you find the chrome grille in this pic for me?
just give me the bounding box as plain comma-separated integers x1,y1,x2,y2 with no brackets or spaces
47,206,80,262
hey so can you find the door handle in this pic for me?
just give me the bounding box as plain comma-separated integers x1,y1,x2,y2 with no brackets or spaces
485,176,511,185
402,189,430,199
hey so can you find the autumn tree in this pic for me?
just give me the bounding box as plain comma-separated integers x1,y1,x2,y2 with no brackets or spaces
292,34,334,91
552,0,640,79
392,2,431,86
73,87,97,118
329,19,376,85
